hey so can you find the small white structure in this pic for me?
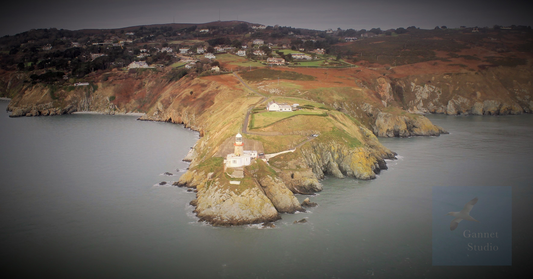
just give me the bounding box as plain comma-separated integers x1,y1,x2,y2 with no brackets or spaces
197,47,205,54
253,50,266,56
127,61,150,69
291,53,312,60
253,39,264,45
225,134,258,168
179,48,190,54
74,82,89,86
199,29,209,33
267,100,292,112
205,53,216,59
161,47,173,53
267,57,285,65
211,66,220,72
236,50,247,57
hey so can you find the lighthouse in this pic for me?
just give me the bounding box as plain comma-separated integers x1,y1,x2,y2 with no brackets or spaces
234,133,243,156
224,133,258,169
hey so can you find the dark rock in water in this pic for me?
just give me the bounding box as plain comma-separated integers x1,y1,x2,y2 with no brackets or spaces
159,181,167,185
262,222,276,228
187,189,193,192
190,199,198,207
164,172,173,176
293,218,308,224
173,181,186,187
301,198,318,207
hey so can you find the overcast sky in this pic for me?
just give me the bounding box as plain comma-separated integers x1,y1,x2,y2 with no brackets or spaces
1,0,532,37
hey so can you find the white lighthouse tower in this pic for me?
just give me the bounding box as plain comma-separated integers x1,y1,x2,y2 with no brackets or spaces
234,133,244,156
224,133,258,169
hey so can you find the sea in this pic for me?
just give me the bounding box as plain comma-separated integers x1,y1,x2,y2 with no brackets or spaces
1,99,532,278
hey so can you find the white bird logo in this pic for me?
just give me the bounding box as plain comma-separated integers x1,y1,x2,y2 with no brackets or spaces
446,197,479,231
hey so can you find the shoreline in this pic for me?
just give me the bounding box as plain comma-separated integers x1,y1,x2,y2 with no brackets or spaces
72,111,146,116
0,97,11,101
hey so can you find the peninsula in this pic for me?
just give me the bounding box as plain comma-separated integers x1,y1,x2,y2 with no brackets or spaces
2,21,532,225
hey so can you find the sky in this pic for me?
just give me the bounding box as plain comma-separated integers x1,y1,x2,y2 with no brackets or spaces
1,0,532,37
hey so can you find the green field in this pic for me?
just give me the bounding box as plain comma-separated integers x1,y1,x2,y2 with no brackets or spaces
216,54,264,67
277,49,306,55
170,61,187,68
241,68,315,81
251,110,326,129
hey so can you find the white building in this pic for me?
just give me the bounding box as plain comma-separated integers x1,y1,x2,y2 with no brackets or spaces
197,47,205,54
225,134,258,168
253,39,264,45
127,61,150,69
161,47,173,53
236,50,247,57
205,53,216,59
179,48,190,54
291,53,312,60
266,101,292,112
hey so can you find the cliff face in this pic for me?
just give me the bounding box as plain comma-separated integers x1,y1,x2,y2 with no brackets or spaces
391,67,533,116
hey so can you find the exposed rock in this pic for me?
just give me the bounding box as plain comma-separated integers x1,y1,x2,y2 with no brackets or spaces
483,100,501,115
164,172,173,176
301,198,317,207
279,170,322,194
159,181,167,185
251,161,303,213
262,222,276,228
373,112,447,137
471,102,484,115
299,141,393,180
293,218,308,224
194,178,280,226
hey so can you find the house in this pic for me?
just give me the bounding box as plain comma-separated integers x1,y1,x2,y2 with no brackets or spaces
74,82,90,86
267,57,285,65
161,47,173,53
311,48,325,55
345,37,358,42
291,53,312,60
127,61,150,69
211,66,220,72
197,47,205,54
252,39,264,45
125,32,135,36
267,100,292,112
42,44,52,51
252,25,267,30
241,45,248,49
214,46,224,53
71,42,81,47
253,50,266,56
472,27,479,33
237,50,247,57
326,29,333,34
361,32,376,38
205,53,216,59
179,48,190,54
185,63,196,69
199,29,209,33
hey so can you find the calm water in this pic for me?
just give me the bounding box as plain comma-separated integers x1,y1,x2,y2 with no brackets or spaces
1,99,532,278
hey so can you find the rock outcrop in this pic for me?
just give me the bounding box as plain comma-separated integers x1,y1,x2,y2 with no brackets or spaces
373,112,448,137
300,141,394,180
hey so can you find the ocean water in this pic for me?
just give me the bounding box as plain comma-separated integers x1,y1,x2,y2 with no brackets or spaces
1,99,531,278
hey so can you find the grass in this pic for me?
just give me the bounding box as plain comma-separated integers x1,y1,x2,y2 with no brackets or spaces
251,110,327,129
316,126,362,148
170,61,187,68
241,68,315,82
245,134,308,154
196,157,224,173
216,54,264,67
